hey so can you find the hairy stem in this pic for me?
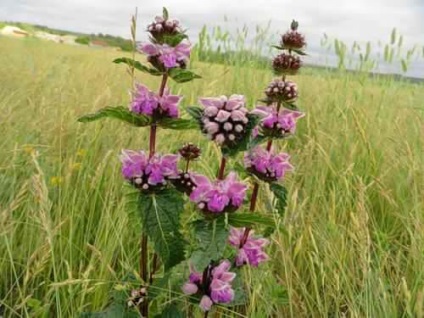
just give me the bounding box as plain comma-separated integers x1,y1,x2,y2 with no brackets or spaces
217,156,227,180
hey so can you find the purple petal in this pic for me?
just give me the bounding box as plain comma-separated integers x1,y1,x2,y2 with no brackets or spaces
182,283,198,295
199,295,213,312
139,43,159,55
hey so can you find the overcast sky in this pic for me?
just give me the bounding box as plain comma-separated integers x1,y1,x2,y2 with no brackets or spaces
1,0,423,76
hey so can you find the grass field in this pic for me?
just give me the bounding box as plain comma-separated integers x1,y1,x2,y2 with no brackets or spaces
1,36,423,317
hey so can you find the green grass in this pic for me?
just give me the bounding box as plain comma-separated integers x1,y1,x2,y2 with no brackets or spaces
1,36,423,317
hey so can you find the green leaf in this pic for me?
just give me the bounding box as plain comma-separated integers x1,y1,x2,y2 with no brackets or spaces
113,57,164,76
154,303,184,318
186,106,203,122
168,68,201,83
162,7,169,20
163,33,188,47
292,48,307,56
222,114,260,157
248,135,268,149
272,45,284,50
80,288,138,318
139,189,186,271
78,106,152,127
227,213,275,228
191,217,229,269
282,101,300,111
270,183,288,217
159,117,198,130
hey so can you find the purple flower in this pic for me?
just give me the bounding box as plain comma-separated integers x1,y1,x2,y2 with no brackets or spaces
252,106,304,137
182,260,236,312
200,295,213,312
139,42,191,69
131,84,159,116
131,84,182,118
189,172,247,213
159,88,183,118
209,260,236,304
199,95,251,146
244,146,293,182
228,227,269,267
120,150,148,179
120,150,179,190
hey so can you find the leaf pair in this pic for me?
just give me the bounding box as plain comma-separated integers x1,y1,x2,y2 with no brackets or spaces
114,58,201,83
78,106,197,130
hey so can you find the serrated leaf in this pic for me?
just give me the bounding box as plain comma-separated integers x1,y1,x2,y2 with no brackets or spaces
159,117,198,130
168,68,201,83
221,114,260,157
186,106,203,122
162,7,169,20
191,217,228,269
78,106,152,127
114,57,164,76
227,213,275,228
270,183,288,217
139,189,186,271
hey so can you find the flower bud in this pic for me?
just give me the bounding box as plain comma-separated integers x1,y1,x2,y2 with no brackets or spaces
178,143,201,160
281,20,306,50
272,53,302,75
264,79,298,103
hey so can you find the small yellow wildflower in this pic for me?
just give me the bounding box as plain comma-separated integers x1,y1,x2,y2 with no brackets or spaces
50,176,63,186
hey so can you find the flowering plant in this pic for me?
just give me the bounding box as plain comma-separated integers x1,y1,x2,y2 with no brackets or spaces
78,8,306,317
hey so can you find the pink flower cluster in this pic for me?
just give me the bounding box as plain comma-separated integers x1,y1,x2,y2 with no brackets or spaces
189,172,247,213
244,146,293,182
253,106,304,137
120,150,179,190
199,95,250,146
139,42,191,69
131,84,182,118
182,260,236,312
229,227,269,267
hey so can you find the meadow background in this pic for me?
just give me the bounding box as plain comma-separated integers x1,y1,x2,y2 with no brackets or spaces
0,27,423,317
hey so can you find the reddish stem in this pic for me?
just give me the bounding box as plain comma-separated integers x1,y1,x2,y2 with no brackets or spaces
149,124,157,158
139,73,169,317
217,156,227,180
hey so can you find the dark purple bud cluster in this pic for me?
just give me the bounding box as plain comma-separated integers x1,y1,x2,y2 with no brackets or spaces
272,53,302,75
281,20,306,50
147,16,182,43
171,172,197,195
178,143,201,161
265,79,298,103
127,287,147,308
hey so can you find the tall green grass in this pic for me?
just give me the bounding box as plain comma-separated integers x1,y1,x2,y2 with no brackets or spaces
0,36,423,317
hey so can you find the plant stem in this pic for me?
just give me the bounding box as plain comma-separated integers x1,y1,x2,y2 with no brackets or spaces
204,311,209,318
139,73,169,317
140,234,148,316
217,156,227,180
149,124,157,158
